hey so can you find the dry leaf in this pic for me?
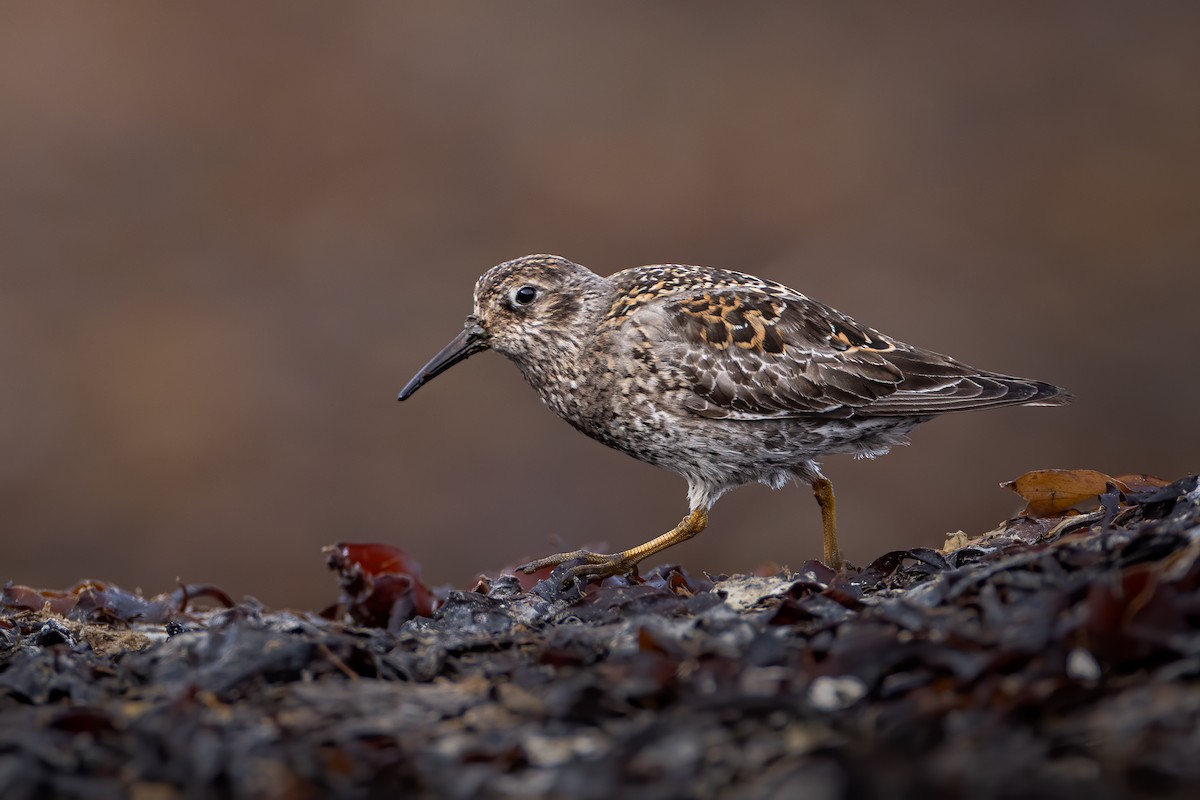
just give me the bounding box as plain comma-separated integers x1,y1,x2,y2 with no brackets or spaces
941,531,972,553
1002,469,1122,518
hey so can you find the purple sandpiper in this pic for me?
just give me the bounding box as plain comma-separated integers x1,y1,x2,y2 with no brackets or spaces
399,255,1070,582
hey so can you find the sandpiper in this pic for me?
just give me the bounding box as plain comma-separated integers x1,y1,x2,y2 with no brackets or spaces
399,254,1070,582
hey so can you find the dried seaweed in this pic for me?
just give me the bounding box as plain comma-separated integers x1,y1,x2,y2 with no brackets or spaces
2,476,1198,799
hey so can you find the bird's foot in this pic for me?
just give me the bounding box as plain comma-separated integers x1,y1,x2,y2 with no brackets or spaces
517,550,638,585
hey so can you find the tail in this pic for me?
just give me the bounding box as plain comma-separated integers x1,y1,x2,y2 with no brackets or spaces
1018,380,1073,407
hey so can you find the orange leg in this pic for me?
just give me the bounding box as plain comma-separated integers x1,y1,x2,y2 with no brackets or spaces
518,509,709,584
811,477,843,568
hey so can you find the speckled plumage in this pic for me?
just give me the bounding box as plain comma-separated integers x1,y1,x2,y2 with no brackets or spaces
399,254,1071,580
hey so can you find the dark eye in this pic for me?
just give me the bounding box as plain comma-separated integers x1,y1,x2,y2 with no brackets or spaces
514,286,538,305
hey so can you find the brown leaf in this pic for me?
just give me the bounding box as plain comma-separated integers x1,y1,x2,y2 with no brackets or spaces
1002,469,1124,518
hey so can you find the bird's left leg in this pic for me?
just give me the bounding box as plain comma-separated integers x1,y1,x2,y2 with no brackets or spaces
517,508,709,584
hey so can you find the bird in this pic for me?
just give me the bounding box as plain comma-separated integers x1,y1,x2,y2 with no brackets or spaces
398,254,1070,583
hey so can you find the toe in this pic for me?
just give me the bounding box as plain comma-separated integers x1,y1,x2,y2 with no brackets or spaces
518,549,585,574
561,555,634,584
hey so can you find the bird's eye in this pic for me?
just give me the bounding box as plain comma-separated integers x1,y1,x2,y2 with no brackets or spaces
514,286,538,305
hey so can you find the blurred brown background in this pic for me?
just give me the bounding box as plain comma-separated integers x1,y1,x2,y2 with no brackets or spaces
1,3,1197,609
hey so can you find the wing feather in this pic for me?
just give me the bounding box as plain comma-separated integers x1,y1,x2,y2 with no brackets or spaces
613,267,1070,421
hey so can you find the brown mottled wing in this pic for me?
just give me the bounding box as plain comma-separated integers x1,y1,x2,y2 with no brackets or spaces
633,277,1068,420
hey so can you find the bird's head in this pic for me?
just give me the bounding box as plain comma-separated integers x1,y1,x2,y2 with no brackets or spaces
398,254,607,400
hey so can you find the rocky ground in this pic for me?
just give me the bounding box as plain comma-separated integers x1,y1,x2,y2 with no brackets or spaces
2,474,1198,800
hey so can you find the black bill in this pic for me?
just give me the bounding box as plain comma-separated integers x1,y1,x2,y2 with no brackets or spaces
397,319,489,400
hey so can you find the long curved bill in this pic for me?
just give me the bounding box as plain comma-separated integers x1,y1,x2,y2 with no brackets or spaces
397,321,489,401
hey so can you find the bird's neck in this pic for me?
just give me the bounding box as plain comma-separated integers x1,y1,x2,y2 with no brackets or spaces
515,342,586,421
512,287,611,424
